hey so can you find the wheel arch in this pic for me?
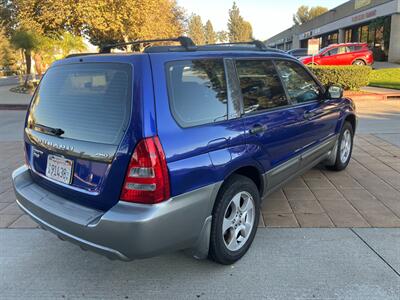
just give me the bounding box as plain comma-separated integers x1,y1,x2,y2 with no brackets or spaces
216,164,265,202
352,58,367,65
344,113,356,133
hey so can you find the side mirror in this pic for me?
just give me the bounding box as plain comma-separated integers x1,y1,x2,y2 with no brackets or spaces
326,84,343,99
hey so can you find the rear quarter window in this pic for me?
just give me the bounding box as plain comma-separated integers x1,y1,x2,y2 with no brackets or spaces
166,59,228,128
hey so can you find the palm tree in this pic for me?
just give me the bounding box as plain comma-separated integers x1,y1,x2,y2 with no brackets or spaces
10,30,37,86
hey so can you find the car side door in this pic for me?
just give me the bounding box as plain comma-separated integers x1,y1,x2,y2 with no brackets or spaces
320,47,338,65
234,58,306,189
274,59,341,166
335,46,351,65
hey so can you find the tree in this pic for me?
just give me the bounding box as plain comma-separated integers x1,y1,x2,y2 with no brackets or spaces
188,14,205,45
227,2,253,42
0,26,18,70
204,20,216,44
216,30,228,43
10,30,37,84
293,5,328,25
57,32,87,58
242,21,253,41
74,0,184,46
7,0,185,47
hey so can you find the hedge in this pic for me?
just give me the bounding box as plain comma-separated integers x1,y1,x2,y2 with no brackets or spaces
308,65,372,91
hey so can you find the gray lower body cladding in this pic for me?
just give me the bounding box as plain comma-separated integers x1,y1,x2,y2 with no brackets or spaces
12,165,221,260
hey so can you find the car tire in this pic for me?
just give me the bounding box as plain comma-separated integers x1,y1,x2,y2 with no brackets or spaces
328,122,354,171
209,174,260,265
352,59,366,66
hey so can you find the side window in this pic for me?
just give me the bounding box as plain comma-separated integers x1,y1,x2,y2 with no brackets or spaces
275,60,321,104
337,46,349,54
167,59,227,127
327,47,338,56
235,60,288,114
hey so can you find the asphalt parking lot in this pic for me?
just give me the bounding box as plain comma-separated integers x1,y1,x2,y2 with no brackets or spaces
0,90,399,299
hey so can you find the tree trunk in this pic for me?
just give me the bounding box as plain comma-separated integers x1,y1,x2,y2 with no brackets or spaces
33,52,43,77
24,50,31,87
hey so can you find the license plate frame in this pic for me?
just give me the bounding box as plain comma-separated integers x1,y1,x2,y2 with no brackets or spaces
45,155,73,185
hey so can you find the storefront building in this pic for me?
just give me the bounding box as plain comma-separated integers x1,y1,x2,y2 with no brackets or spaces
265,0,400,62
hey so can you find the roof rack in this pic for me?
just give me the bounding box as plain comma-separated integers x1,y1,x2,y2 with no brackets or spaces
201,40,268,51
99,36,195,53
145,39,286,53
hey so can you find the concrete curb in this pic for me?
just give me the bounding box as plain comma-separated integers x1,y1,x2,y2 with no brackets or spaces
344,92,400,101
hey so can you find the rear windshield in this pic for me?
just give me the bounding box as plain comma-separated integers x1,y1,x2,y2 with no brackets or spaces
28,63,132,145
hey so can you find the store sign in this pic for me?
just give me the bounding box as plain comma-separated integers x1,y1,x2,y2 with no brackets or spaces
307,39,319,55
352,9,377,23
355,0,371,10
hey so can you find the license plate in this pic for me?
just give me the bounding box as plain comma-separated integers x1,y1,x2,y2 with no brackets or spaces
45,155,73,184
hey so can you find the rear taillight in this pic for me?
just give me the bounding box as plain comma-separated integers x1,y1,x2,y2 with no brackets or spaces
120,136,170,204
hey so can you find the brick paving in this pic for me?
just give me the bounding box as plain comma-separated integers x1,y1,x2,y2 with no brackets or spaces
261,134,400,228
1,134,399,229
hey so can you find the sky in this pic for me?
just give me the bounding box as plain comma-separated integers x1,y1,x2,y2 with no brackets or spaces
177,0,348,41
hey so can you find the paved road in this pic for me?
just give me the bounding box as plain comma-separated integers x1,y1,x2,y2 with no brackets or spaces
0,166,399,296
0,76,19,87
0,111,25,142
0,228,399,299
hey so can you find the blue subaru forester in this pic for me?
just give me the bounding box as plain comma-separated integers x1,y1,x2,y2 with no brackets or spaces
12,37,356,264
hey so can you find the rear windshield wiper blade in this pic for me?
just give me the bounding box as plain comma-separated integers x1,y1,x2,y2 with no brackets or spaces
34,123,65,136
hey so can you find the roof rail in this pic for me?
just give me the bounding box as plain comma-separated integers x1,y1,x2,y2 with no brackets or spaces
65,52,97,58
201,40,268,51
144,39,286,53
99,36,195,53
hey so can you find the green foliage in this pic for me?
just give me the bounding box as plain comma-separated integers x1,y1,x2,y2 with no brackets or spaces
228,2,253,42
10,30,38,51
57,32,87,57
216,30,228,43
0,26,18,70
369,68,400,90
204,20,216,44
309,66,372,91
188,14,205,45
293,5,328,25
7,0,185,47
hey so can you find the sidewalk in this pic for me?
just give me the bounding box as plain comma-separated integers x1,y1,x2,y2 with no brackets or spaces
362,86,400,95
372,61,400,69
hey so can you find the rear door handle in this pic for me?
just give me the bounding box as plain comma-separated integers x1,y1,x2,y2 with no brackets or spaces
249,124,267,135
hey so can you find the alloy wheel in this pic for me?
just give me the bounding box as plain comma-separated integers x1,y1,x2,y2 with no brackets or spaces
222,191,255,252
340,129,352,163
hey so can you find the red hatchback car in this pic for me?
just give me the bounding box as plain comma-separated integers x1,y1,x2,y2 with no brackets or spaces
300,43,374,66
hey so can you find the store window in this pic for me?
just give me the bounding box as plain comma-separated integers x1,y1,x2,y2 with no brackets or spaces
358,25,369,43
321,32,338,48
344,29,352,43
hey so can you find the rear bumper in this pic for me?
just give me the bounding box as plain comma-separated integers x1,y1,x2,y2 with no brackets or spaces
12,165,220,260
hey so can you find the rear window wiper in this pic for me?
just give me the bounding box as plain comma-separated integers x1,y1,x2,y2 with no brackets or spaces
34,123,65,136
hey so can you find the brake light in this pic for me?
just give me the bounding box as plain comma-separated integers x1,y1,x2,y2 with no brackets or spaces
120,136,170,204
